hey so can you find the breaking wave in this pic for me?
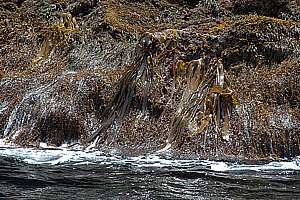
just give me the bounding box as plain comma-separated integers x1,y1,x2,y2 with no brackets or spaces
1,139,299,173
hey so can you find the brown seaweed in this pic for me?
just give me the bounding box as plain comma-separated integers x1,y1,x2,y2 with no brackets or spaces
0,0,299,160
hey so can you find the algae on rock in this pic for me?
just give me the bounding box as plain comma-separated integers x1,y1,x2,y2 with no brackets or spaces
0,0,299,160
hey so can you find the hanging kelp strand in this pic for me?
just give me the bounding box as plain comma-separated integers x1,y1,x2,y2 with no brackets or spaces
86,32,162,144
166,57,238,148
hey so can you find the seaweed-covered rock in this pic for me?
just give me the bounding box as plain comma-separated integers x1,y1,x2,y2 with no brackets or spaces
0,0,299,160
230,0,300,20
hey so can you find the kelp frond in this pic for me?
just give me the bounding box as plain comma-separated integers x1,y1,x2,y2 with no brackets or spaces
32,13,79,64
86,31,170,144
87,29,237,148
167,58,237,147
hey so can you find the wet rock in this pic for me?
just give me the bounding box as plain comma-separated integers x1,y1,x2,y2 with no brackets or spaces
230,0,300,20
0,0,299,160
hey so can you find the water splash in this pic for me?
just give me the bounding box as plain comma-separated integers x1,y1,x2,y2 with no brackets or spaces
0,141,299,173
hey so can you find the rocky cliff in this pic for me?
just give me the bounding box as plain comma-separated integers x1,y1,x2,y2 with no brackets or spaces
0,0,299,160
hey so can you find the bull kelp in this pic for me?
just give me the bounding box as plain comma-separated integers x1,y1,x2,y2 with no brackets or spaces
0,0,299,160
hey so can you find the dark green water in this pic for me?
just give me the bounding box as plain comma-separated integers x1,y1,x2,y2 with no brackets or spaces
0,147,299,200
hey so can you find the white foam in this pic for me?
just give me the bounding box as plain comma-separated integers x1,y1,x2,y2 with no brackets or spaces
0,144,299,172
226,160,300,172
210,162,230,172
0,138,14,147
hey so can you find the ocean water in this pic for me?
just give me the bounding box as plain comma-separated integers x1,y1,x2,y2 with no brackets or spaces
0,141,299,200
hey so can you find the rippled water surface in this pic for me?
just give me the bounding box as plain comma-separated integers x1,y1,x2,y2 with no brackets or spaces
0,145,300,200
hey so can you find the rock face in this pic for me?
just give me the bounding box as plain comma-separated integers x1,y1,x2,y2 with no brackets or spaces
0,0,299,160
